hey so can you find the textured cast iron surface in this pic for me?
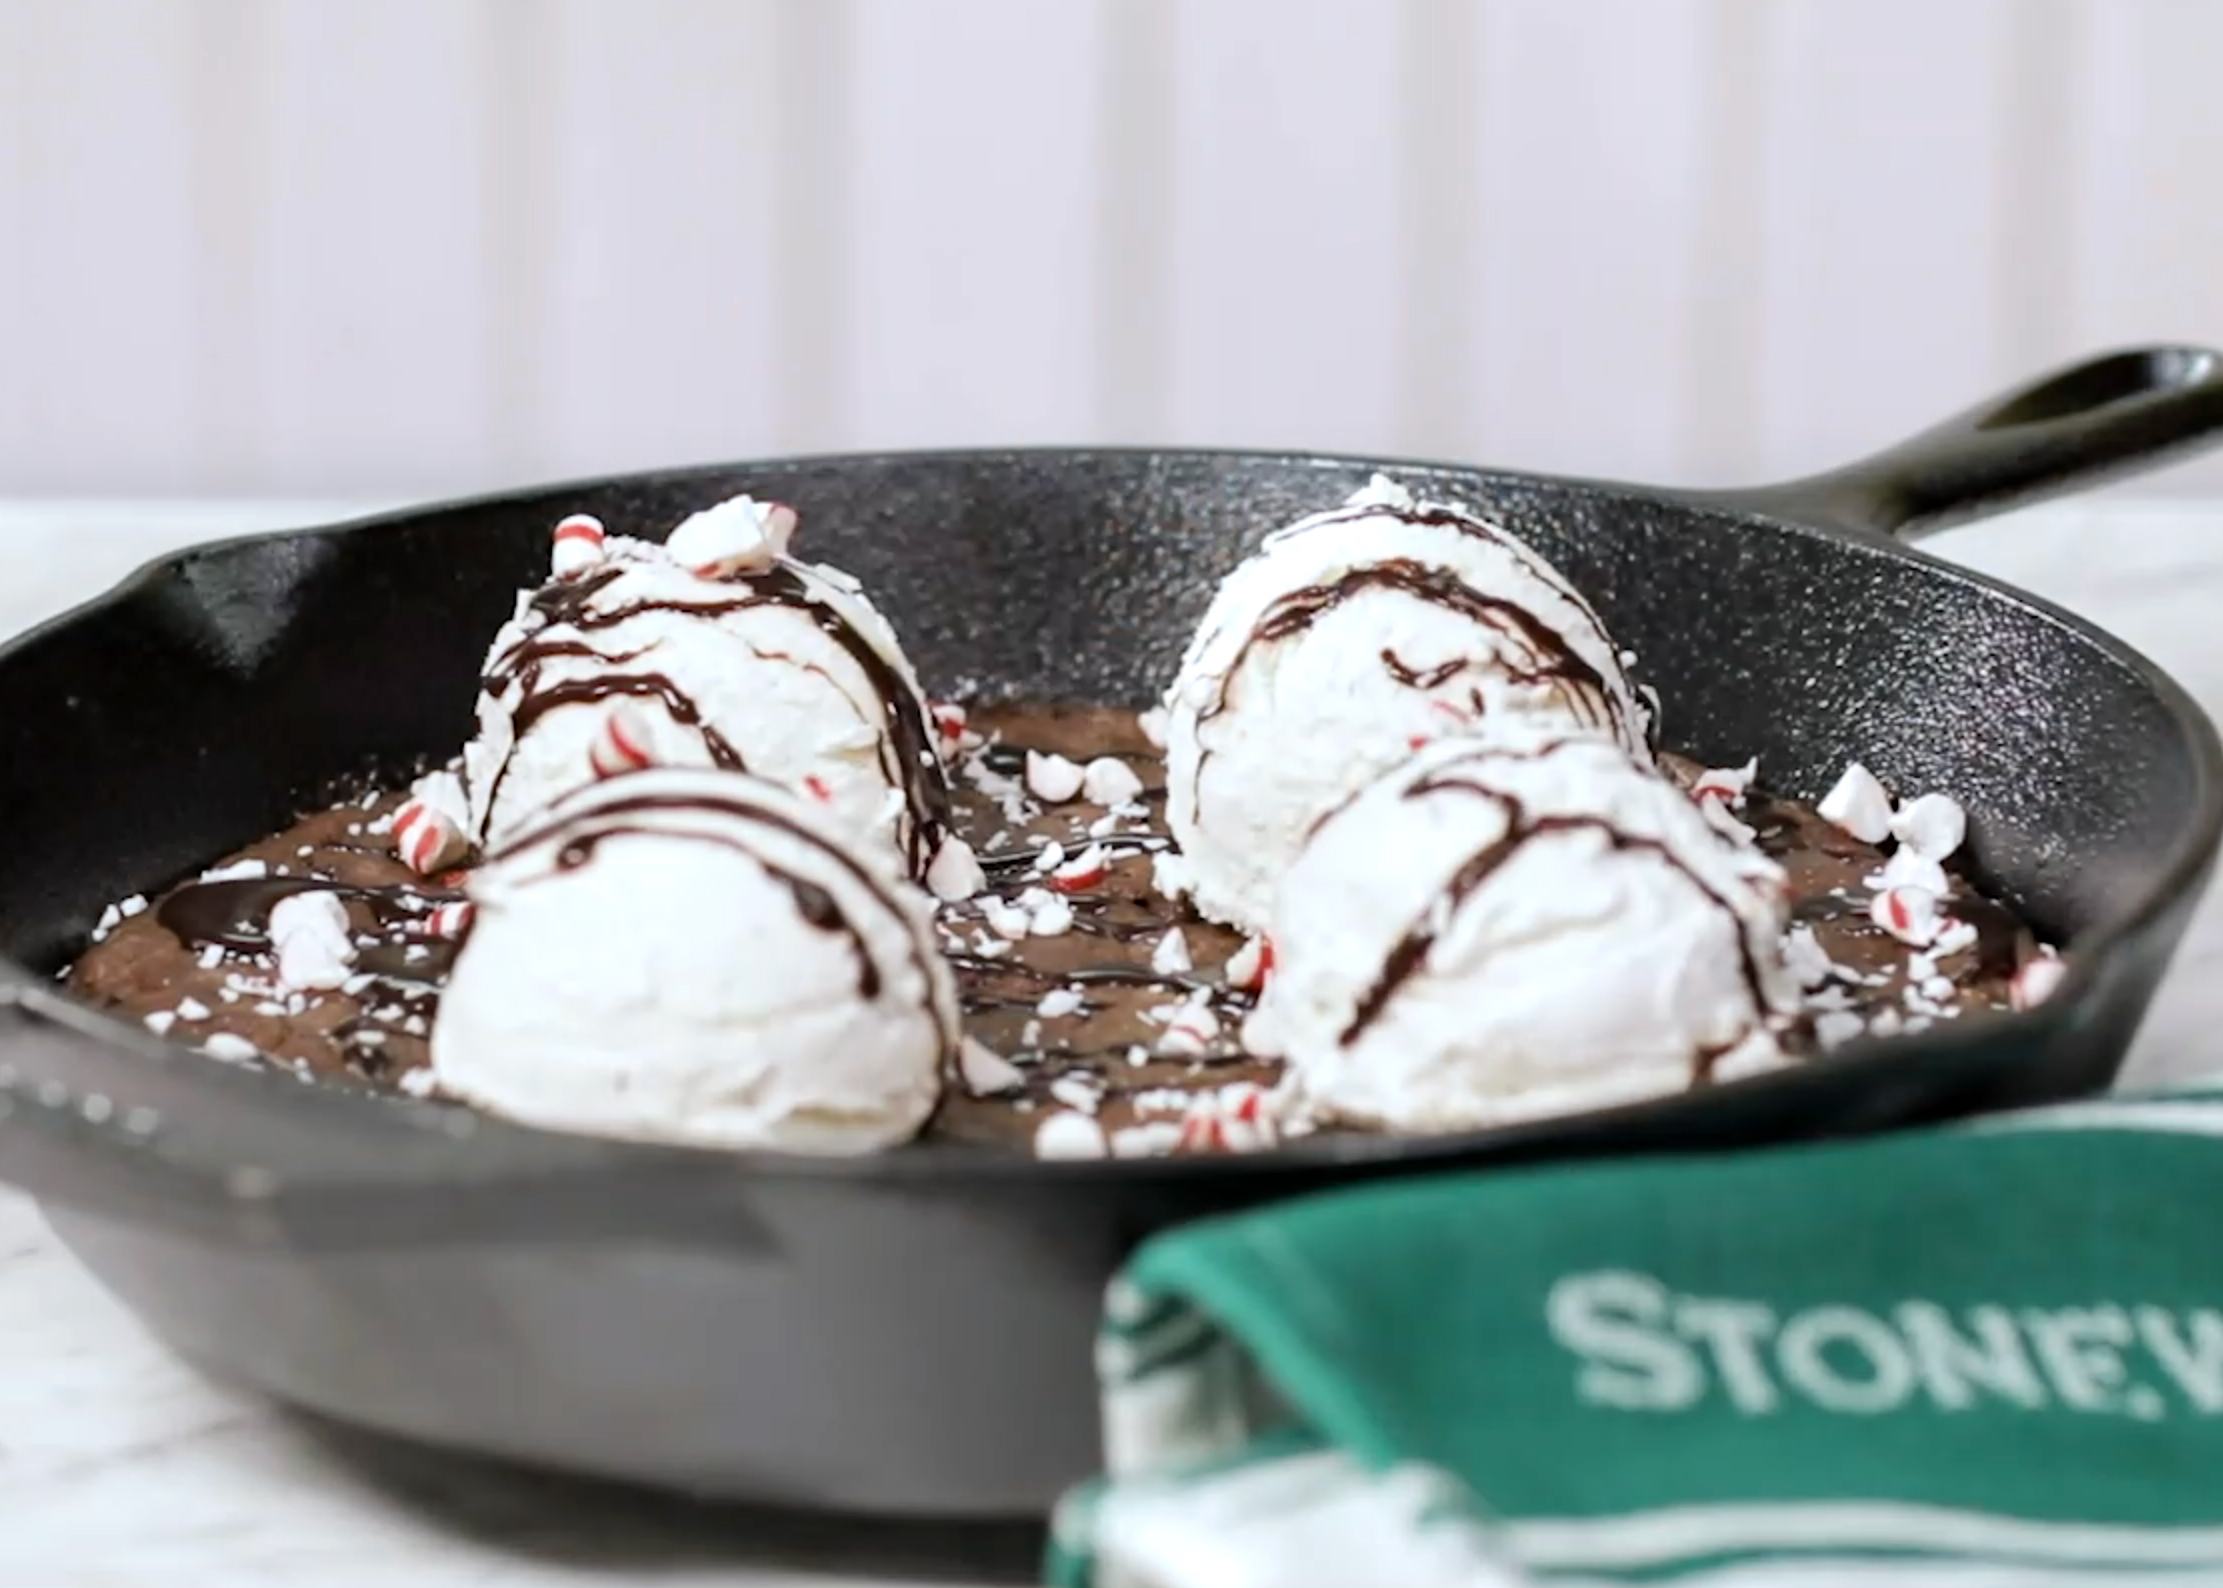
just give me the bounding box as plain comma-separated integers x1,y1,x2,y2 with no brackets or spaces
0,447,2211,1513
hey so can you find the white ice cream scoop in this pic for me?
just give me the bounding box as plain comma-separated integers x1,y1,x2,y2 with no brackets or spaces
457,497,949,874
1246,733,1795,1134
1160,474,1650,931
430,768,959,1154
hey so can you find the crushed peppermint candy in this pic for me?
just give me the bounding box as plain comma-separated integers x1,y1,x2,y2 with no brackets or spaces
1817,762,1894,844
1138,707,1169,749
1051,844,1110,893
1029,895,1075,937
269,891,355,992
175,998,212,1022
2012,952,2068,1011
1151,849,1194,903
1151,928,1193,978
1225,934,1273,992
1048,1075,1102,1115
1691,758,1757,807
1156,996,1223,1057
143,1011,176,1037
1933,919,1979,957
958,1037,1025,1097
1111,1121,1184,1159
201,1033,260,1064
1870,885,1942,946
1025,751,1086,804
1891,792,1967,861
1081,756,1145,807
981,896,1032,941
200,858,270,884
1037,987,1086,1020
1872,845,1951,898
1033,1110,1109,1160
925,835,987,902
1814,1010,1867,1049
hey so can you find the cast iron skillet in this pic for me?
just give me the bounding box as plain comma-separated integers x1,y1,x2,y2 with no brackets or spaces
1,348,2221,1515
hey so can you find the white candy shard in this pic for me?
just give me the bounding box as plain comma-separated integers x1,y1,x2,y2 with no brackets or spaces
1151,849,1194,902
981,896,1032,941
1874,846,1951,897
664,495,796,576
1814,1010,1867,1049
1137,707,1169,749
1033,1110,1109,1160
1818,762,1894,844
550,513,608,577
202,1033,260,1064
1151,928,1193,977
1870,885,1942,946
1037,987,1085,1020
958,1036,1025,1097
2011,952,2067,1012
1026,751,1086,804
1029,895,1075,937
1891,792,1967,862
1082,756,1146,807
1932,918,1979,957
270,890,357,992
1111,1121,1184,1159
925,835,987,902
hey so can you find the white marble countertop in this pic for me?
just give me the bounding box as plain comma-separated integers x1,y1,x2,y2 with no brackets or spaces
4,495,2222,1586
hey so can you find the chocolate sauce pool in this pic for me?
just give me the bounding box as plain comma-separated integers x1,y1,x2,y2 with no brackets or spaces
69,702,2036,1152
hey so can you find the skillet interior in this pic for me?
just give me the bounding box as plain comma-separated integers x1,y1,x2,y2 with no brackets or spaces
0,449,2200,972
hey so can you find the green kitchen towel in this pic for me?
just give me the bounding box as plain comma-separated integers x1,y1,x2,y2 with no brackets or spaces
1050,1079,2223,1587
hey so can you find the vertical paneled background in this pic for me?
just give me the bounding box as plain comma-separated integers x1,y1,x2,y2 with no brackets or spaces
3,0,2223,498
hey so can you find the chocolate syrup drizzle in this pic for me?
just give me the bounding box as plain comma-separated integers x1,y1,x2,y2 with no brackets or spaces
479,556,952,874
1341,756,1773,1080
491,787,940,1009
1189,556,1631,817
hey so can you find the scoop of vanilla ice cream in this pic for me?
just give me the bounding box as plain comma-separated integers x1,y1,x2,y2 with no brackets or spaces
461,499,948,873
431,768,958,1153
1162,474,1650,931
1246,734,1795,1134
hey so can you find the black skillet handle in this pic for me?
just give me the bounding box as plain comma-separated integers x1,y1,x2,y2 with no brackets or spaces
1727,346,2223,542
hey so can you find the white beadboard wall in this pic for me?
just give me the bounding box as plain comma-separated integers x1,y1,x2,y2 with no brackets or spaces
4,0,2223,499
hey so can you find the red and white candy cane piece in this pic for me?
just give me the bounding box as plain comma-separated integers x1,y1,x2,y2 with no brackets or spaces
1225,934,1274,992
550,514,608,578
1175,1084,1278,1155
1869,884,1942,947
1155,998,1222,1058
587,704,657,779
929,701,969,744
425,900,476,939
802,774,834,804
1050,844,1110,894
2011,953,2067,1012
393,800,468,876
1692,757,1757,808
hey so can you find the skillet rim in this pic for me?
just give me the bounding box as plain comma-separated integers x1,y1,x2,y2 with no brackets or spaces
6,443,2219,1187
